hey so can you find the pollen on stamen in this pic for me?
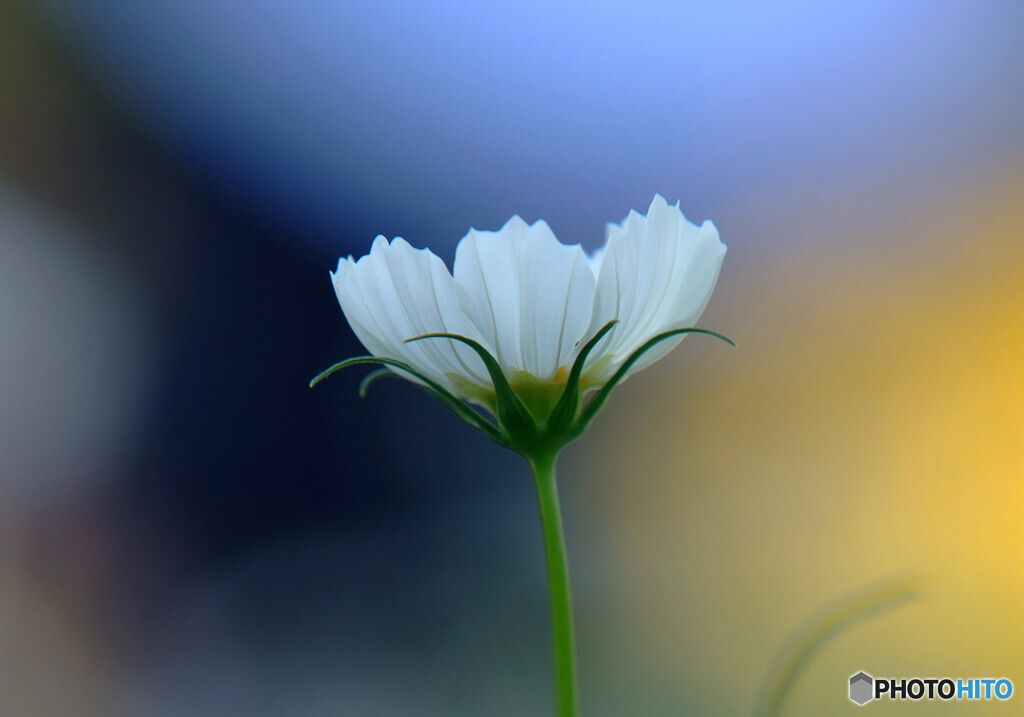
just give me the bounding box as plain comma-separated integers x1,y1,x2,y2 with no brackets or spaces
554,366,567,382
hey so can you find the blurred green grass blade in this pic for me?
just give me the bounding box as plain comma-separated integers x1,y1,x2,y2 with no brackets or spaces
755,574,921,717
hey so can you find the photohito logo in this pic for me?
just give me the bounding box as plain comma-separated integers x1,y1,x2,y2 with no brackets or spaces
849,673,873,705
849,672,1013,705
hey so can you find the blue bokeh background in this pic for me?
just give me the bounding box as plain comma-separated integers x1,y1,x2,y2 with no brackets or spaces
36,0,1024,256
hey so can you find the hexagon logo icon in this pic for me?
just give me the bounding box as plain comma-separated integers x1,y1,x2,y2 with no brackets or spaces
850,672,873,705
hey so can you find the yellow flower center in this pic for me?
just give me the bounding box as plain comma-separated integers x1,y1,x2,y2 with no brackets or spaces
508,369,569,422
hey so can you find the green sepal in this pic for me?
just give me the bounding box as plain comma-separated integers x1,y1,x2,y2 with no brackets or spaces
547,319,618,432
404,333,537,441
357,368,397,398
571,327,734,437
310,355,505,445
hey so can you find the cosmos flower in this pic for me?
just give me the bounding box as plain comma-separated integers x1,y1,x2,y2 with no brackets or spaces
313,195,732,717
316,195,729,451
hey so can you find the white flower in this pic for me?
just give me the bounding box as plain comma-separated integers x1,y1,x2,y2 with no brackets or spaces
323,195,727,443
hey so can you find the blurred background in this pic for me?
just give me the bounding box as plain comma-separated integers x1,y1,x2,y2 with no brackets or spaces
1,0,1022,714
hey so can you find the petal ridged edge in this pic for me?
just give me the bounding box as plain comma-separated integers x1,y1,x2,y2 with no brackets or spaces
453,216,596,380
585,195,727,383
331,236,492,397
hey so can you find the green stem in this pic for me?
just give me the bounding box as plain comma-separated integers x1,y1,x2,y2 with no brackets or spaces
529,451,578,717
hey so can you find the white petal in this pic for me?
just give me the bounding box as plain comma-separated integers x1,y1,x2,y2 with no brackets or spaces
332,236,490,393
453,217,596,380
587,195,726,381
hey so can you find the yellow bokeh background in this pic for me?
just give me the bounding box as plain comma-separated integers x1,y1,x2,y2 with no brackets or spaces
572,159,1024,713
